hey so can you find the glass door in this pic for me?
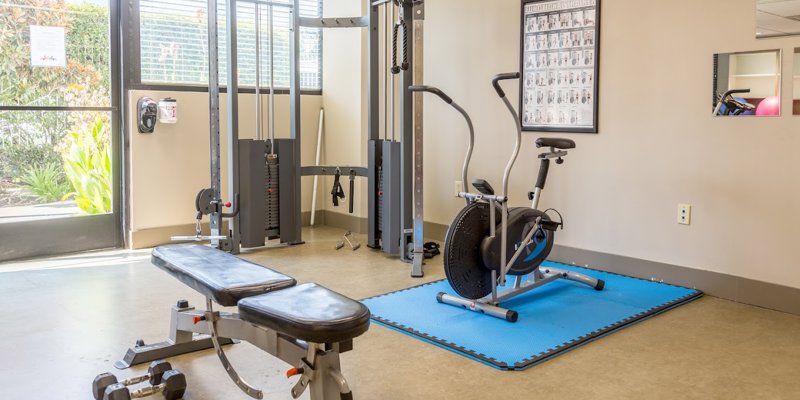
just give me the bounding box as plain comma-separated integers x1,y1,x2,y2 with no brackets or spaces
0,0,121,261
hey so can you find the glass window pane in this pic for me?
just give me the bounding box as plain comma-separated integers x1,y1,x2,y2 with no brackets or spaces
0,1,111,107
0,110,113,222
139,0,322,90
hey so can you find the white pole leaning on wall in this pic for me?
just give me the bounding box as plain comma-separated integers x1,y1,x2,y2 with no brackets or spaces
310,108,325,226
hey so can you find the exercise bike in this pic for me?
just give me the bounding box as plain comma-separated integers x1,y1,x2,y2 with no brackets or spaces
410,73,604,322
713,88,755,116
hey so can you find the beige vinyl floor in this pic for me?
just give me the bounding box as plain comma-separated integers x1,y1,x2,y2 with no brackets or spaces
1,226,799,399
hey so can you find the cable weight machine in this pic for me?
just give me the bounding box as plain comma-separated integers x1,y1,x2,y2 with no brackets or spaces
178,0,428,277
368,0,427,276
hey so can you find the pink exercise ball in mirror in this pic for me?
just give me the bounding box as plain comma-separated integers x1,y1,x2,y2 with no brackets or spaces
756,96,780,116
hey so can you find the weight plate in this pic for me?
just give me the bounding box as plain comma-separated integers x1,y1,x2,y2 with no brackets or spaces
443,202,499,299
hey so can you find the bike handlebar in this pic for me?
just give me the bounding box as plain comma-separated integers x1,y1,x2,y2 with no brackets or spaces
408,85,453,104
492,72,521,98
722,88,751,98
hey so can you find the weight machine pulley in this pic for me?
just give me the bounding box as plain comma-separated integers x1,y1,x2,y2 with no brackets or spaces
170,189,239,246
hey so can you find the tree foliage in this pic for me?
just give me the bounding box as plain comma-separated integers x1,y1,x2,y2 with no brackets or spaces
0,0,108,109
21,162,72,202
62,117,111,214
0,0,110,187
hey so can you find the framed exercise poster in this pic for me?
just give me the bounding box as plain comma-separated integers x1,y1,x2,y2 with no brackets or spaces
520,0,600,133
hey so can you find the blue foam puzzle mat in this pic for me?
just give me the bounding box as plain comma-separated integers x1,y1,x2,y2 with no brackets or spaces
362,261,702,370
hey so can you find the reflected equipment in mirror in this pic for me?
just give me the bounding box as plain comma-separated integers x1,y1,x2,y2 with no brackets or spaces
712,50,781,117
757,0,800,38
794,48,800,115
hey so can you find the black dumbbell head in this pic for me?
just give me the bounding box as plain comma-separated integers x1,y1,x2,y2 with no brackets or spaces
93,373,118,400
103,383,132,400
162,370,187,400
148,360,173,386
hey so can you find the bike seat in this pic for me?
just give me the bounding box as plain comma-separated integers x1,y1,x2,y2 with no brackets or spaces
536,138,575,150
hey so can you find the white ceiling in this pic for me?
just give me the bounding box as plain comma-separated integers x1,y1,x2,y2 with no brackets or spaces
757,0,800,37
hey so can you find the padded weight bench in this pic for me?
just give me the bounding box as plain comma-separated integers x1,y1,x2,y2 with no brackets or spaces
116,244,370,400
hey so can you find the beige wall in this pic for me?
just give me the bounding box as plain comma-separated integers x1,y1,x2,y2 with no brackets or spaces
127,91,322,234
415,0,800,288
318,0,370,219
129,0,800,290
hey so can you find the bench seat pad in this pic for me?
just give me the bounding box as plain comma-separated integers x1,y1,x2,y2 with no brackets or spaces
152,245,296,307
238,283,371,343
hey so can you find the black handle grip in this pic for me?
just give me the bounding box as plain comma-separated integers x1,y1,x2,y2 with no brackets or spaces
348,174,355,214
725,89,751,96
408,85,453,104
492,72,521,98
535,159,550,190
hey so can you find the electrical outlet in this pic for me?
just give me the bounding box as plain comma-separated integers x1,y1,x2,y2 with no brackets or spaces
678,204,692,225
455,181,464,197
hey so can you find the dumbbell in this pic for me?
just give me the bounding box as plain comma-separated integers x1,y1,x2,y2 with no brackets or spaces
103,369,186,400
92,360,173,400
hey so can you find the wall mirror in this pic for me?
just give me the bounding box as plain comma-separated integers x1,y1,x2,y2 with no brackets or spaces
756,0,800,38
794,48,800,115
712,50,781,116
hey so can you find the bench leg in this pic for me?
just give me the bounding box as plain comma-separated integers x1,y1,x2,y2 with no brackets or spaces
290,343,353,400
114,301,235,369
310,350,353,400
206,298,264,399
117,300,355,399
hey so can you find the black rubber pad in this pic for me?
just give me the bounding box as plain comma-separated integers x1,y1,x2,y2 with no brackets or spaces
152,245,296,306
239,283,371,343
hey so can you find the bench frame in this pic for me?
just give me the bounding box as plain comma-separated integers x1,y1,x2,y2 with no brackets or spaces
116,299,354,400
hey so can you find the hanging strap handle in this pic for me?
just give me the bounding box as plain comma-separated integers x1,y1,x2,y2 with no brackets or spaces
331,170,345,206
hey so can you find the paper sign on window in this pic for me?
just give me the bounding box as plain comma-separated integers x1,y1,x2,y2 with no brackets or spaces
30,25,66,68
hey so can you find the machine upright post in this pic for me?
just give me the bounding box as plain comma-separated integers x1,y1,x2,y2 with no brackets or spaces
410,1,425,277
207,0,222,246
367,0,381,249
287,0,303,244
225,0,241,254
399,3,414,266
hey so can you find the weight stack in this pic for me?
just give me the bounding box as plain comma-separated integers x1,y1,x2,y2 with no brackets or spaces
367,140,382,248
239,139,267,248
265,154,280,239
381,140,401,255
377,165,384,234
274,138,301,244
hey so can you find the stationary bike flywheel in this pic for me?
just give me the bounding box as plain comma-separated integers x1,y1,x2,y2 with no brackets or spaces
443,202,500,300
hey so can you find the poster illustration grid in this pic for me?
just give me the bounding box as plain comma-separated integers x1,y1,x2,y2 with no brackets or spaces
522,0,597,131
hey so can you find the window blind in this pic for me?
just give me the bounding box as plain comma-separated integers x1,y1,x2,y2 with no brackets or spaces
138,0,322,90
